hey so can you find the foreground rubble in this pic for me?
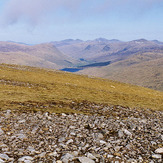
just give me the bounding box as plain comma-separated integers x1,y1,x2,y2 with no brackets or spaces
0,105,162,162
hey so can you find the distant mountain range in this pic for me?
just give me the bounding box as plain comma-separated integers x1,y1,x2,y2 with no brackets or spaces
0,38,163,91
0,41,78,69
54,38,163,91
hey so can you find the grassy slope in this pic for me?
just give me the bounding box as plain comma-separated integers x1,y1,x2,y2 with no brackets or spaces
0,64,163,113
79,52,163,91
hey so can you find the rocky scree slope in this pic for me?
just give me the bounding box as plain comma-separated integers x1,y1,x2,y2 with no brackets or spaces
0,105,162,162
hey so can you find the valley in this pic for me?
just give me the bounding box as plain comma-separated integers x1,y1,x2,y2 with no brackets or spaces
1,38,163,91
54,38,163,91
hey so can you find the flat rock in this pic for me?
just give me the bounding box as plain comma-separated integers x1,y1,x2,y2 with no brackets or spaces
123,129,132,136
118,130,124,138
66,139,73,144
0,158,5,163
87,153,96,160
0,154,9,160
0,128,4,135
152,154,162,159
155,148,163,154
18,156,34,162
107,154,113,158
56,161,62,163
61,153,74,163
78,157,95,163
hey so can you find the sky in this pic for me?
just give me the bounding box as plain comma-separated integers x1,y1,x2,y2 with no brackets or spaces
0,0,163,44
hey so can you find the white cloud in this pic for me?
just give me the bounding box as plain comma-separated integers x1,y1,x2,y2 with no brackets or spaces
1,0,86,26
1,0,163,26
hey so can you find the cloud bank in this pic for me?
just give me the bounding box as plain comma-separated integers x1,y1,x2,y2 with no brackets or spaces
1,0,85,26
1,0,163,26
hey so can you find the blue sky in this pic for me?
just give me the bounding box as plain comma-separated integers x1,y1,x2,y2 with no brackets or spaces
0,0,163,44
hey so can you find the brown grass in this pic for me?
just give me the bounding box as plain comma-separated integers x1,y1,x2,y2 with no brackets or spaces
0,63,163,113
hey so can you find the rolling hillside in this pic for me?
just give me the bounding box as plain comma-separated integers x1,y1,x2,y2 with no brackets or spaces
78,51,163,91
0,64,163,112
0,41,78,69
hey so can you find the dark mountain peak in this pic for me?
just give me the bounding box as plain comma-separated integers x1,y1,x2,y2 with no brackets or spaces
61,39,83,43
94,38,121,43
7,40,30,45
152,40,163,44
62,39,74,42
76,39,83,42
52,39,83,47
102,45,110,51
132,39,148,43
84,45,92,50
94,38,109,42
108,39,121,43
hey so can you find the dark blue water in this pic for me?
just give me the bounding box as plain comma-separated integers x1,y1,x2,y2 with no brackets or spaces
79,61,111,68
61,61,111,73
61,68,82,72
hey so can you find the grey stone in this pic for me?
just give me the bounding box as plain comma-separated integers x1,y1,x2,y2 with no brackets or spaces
0,158,5,163
114,146,122,152
48,152,58,157
0,144,9,152
107,154,113,158
152,154,162,159
0,128,4,135
114,161,119,163
97,133,103,139
66,139,73,144
56,161,62,163
61,113,67,117
101,123,106,128
27,146,36,154
18,119,26,123
155,148,163,154
106,143,112,148
58,137,65,142
99,140,106,145
123,129,132,136
161,135,163,141
71,151,79,157
18,156,33,162
37,152,46,158
16,133,27,139
61,153,74,163
6,110,11,118
0,154,10,160
118,130,124,138
78,157,95,163
70,132,76,136
87,153,96,160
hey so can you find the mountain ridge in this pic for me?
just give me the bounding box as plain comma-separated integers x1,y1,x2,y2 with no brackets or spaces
0,38,163,91
52,38,163,91
0,41,78,69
